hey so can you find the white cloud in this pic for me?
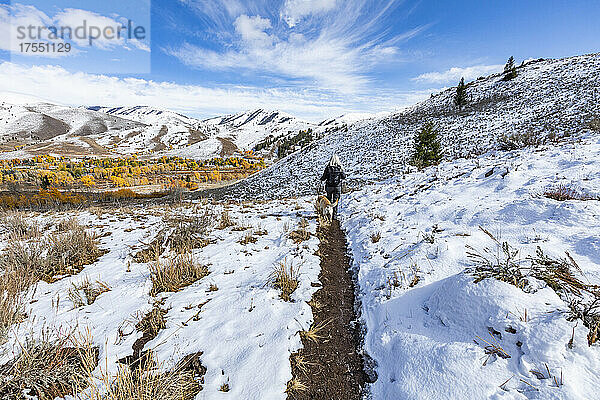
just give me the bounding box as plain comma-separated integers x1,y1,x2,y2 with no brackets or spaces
0,62,436,121
234,14,272,44
0,4,149,55
54,8,124,49
0,4,59,55
282,0,337,27
169,1,427,94
167,19,371,94
412,64,503,84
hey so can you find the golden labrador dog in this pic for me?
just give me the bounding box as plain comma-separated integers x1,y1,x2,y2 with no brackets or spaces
315,195,338,225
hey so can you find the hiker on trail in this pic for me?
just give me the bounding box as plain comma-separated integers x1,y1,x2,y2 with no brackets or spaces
320,154,346,217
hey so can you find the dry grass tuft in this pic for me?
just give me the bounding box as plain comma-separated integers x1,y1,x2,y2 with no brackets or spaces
544,184,594,202
239,231,258,245
68,277,111,308
498,131,544,151
466,227,527,289
253,227,268,236
0,221,103,338
528,247,588,295
44,225,106,282
288,225,311,244
1,212,41,240
291,354,316,376
370,231,381,243
219,382,230,392
0,257,37,342
79,351,203,400
475,332,511,366
300,319,332,344
408,262,421,287
135,304,168,338
0,330,99,400
217,210,235,229
57,217,80,232
286,378,308,394
149,253,209,296
134,234,165,263
207,284,218,292
268,260,300,302
166,210,215,254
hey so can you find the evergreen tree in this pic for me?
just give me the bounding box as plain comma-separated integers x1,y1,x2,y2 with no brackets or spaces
411,122,442,169
40,175,51,189
503,56,518,81
454,77,468,109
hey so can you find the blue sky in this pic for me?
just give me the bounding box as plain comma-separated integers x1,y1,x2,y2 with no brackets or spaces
0,0,599,120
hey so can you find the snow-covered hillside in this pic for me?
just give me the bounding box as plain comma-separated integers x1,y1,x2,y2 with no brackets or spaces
211,53,600,200
341,133,600,399
0,101,319,158
203,108,319,156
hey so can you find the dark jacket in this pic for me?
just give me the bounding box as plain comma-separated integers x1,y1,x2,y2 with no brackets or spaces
321,165,346,188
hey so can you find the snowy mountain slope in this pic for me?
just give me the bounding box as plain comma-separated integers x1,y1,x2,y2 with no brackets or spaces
89,105,205,128
0,100,319,158
204,108,319,153
318,111,391,127
0,101,152,155
207,53,600,200
0,102,139,142
342,133,600,399
77,106,319,156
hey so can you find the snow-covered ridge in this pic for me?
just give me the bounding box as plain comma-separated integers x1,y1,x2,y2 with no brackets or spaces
0,101,320,159
209,52,600,200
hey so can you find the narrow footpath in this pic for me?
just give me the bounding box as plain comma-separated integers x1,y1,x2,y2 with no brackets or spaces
288,220,368,400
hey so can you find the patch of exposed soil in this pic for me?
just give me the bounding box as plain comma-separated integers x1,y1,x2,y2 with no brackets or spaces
187,127,208,146
288,220,369,400
217,137,238,157
79,137,111,155
152,125,169,152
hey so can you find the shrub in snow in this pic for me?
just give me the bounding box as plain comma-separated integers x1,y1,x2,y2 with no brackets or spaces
149,253,210,296
544,184,594,201
268,259,300,302
498,130,544,151
467,227,600,346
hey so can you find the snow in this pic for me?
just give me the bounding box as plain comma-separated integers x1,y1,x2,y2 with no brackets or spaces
340,134,600,399
1,52,600,399
217,53,600,200
0,101,322,159
1,199,321,399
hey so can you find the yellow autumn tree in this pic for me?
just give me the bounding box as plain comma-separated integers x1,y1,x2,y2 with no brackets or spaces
81,175,96,187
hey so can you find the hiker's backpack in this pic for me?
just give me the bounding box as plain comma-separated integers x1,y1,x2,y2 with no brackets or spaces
327,166,343,187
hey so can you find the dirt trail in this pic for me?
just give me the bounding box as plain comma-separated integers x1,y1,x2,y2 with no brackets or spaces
288,220,369,400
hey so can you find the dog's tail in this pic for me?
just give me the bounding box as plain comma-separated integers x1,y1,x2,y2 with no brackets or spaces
331,198,339,207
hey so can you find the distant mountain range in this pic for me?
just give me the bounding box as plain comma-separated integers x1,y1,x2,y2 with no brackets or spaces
0,100,370,159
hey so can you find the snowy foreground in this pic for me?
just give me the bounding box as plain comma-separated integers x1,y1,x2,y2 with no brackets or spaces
1,200,320,399
3,134,600,399
341,134,600,399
